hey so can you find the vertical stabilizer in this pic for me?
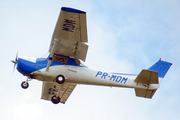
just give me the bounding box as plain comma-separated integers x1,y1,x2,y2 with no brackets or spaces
148,60,172,78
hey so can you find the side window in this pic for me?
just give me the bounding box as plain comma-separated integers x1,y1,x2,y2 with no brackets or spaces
75,59,80,65
53,55,68,64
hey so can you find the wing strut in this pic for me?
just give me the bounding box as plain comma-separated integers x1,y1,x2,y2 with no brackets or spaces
46,38,59,71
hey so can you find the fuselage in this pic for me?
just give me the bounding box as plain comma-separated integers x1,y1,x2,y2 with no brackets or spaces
16,54,159,90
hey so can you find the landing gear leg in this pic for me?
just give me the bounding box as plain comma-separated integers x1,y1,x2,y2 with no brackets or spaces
51,83,64,104
21,77,31,89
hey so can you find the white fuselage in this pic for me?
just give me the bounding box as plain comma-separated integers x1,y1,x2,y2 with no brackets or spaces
32,65,160,90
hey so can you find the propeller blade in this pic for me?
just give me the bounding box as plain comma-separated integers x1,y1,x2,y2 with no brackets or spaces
11,60,17,64
15,52,18,62
13,63,16,72
11,52,18,73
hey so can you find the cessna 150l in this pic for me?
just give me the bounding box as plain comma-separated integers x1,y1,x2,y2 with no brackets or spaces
11,7,172,104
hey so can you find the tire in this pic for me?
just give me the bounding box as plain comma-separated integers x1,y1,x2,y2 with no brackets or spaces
51,95,60,104
21,81,29,89
56,75,65,84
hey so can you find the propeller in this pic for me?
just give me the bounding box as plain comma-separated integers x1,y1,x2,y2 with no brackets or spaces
11,52,18,72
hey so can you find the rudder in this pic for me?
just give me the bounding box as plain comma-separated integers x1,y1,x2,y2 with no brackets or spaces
148,59,172,78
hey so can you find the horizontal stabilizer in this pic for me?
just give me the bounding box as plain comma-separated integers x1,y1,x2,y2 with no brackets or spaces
135,88,157,98
134,69,158,85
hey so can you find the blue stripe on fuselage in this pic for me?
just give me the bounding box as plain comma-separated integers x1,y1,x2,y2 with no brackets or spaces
110,73,137,76
17,55,83,76
17,58,36,76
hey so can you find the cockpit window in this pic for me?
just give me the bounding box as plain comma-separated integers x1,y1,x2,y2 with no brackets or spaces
79,60,86,67
41,52,86,67
80,63,85,66
41,52,50,59
53,55,68,64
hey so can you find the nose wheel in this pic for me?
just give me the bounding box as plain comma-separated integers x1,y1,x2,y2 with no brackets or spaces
21,81,29,89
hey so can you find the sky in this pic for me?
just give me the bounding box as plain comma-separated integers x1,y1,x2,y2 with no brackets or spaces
1,0,180,120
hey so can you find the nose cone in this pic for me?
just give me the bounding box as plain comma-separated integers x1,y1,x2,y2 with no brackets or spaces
11,60,17,64
17,57,36,76
11,56,18,72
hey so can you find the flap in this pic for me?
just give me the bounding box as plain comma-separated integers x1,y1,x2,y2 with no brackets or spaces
135,88,157,98
60,83,76,103
41,81,76,103
49,7,88,61
134,69,158,85
75,42,88,61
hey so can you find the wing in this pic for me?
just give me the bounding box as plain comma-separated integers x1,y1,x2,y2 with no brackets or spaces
41,81,76,103
49,7,88,61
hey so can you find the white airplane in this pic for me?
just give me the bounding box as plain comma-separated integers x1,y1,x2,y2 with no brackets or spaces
12,7,172,104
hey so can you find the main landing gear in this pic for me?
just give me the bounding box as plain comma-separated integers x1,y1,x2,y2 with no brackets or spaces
51,75,65,104
55,75,65,84
51,95,60,104
20,75,65,104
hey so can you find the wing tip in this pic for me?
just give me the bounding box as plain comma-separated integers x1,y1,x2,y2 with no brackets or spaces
61,7,86,14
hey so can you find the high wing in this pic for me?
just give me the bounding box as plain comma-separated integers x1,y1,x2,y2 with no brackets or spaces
134,69,158,98
41,82,76,103
49,7,88,62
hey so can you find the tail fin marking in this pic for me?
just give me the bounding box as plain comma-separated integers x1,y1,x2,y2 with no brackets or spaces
148,60,172,78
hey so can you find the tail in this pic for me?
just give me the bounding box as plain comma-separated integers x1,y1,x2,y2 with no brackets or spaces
148,59,172,78
134,59,172,99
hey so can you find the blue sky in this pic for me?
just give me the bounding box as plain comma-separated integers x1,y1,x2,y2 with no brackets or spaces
1,0,180,120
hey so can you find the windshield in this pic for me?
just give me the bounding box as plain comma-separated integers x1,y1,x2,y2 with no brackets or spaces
41,52,50,58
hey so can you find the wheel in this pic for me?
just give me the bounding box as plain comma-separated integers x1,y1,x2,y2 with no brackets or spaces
21,81,29,89
56,75,65,84
51,95,60,104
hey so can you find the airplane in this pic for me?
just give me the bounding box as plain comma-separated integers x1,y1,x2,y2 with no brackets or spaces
11,7,172,104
